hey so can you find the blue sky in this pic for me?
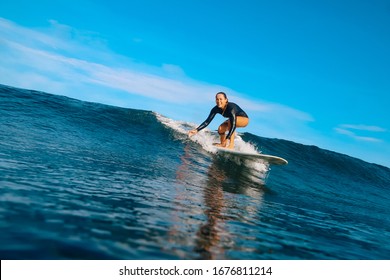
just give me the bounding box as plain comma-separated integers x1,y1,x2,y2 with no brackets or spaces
1,0,389,167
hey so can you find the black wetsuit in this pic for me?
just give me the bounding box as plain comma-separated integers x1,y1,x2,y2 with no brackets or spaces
196,102,248,140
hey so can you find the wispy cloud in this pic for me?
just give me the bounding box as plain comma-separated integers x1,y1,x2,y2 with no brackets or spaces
334,124,387,143
0,18,216,103
339,124,387,132
0,17,314,139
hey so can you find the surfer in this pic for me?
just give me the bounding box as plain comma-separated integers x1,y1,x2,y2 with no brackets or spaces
188,92,249,149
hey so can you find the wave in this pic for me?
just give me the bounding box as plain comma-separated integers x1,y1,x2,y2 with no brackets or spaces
155,113,270,179
1,83,390,259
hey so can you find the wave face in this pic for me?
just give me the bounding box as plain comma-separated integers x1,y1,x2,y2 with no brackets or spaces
1,84,389,259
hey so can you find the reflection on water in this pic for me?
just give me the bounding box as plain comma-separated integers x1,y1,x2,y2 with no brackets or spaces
195,159,228,259
172,143,267,259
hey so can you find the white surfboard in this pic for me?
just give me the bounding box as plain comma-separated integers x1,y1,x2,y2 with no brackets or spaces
215,146,288,165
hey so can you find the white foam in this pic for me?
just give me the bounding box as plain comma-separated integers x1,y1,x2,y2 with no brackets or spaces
155,112,215,151
155,113,269,175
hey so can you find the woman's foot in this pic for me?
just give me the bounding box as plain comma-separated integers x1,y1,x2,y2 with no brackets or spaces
213,142,234,149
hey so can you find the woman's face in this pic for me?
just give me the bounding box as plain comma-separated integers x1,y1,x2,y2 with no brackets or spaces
215,94,228,109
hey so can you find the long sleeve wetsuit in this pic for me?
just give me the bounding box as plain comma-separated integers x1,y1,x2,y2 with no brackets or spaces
196,102,248,140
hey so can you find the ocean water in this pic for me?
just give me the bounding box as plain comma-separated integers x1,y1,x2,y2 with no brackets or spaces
0,84,389,260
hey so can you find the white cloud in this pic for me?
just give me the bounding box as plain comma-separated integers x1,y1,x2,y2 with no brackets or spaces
354,136,383,143
339,124,387,132
334,125,385,143
0,17,314,138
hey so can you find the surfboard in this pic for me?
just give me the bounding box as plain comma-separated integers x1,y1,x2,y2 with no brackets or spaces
214,146,288,165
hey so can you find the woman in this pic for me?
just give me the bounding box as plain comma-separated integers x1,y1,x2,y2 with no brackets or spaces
188,92,249,149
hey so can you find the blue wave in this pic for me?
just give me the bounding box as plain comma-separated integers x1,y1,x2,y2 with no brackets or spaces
1,84,389,259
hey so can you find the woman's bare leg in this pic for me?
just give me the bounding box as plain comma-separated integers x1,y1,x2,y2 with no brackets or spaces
217,117,249,149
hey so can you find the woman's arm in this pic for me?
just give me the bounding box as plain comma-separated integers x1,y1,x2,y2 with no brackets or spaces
188,106,218,136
